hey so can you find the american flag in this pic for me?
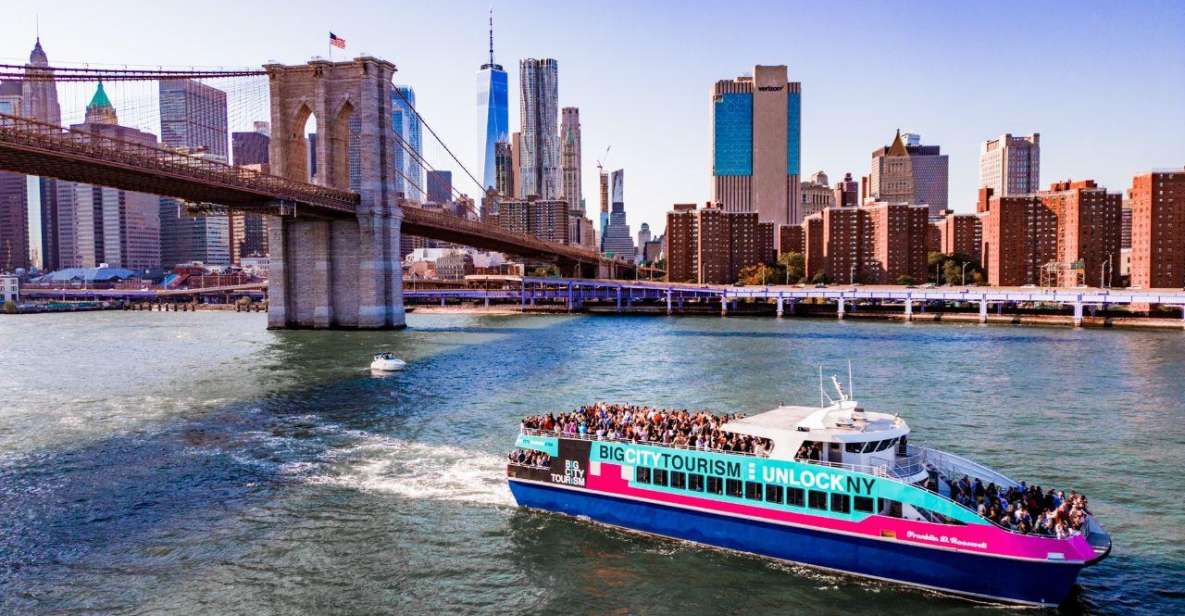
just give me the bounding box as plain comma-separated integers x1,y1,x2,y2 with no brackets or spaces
329,32,347,49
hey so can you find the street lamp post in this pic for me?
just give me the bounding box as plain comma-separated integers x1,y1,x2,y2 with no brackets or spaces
962,261,971,286
850,263,857,285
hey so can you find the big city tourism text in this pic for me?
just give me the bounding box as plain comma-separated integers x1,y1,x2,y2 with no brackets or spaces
595,444,876,495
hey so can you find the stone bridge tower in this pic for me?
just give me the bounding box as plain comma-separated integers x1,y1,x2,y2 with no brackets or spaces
264,57,405,329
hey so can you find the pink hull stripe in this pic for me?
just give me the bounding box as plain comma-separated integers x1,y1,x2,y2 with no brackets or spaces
586,463,1094,563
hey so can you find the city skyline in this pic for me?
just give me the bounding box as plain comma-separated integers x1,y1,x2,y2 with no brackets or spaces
0,1,1182,247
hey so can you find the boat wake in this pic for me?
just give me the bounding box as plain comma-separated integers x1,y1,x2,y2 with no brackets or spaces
306,433,514,507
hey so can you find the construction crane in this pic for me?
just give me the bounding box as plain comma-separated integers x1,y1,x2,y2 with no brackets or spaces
595,145,612,176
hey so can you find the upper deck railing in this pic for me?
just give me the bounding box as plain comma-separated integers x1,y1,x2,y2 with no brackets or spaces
0,112,358,214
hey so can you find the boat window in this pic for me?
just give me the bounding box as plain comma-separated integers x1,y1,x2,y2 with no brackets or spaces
765,485,784,504
862,440,884,454
831,493,851,514
635,467,651,484
671,471,687,489
878,498,903,518
896,436,908,456
795,440,824,461
845,441,865,454
653,469,668,487
726,479,743,498
745,481,762,500
707,476,723,495
854,496,874,513
688,474,705,492
787,487,805,507
808,490,828,510
876,438,898,452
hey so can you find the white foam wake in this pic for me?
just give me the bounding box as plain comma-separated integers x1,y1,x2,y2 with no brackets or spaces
307,433,515,507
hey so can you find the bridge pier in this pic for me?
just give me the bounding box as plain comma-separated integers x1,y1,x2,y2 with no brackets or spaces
776,293,784,318
721,293,728,316
904,298,913,321
1073,299,1084,327
979,298,988,323
666,288,672,315
837,297,845,319
265,57,404,330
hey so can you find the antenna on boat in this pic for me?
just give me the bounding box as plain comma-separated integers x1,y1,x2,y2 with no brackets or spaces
848,359,854,400
818,365,825,408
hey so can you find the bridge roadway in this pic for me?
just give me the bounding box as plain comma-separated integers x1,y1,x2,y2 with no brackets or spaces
0,112,627,273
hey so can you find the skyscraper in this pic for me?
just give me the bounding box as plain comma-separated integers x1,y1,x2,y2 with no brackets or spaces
0,39,63,272
392,85,424,201
230,127,271,264
711,65,802,225
560,107,582,215
427,170,453,205
519,58,560,199
979,133,1040,199
476,10,509,191
56,84,161,270
158,80,230,267
600,169,636,261
869,130,949,215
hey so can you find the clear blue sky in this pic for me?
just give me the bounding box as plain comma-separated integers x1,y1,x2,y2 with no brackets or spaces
4,0,1184,239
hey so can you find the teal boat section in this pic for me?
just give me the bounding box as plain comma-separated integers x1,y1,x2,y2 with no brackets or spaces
515,436,987,526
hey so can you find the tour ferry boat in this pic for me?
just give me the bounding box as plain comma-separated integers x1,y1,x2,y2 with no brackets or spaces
507,380,1111,606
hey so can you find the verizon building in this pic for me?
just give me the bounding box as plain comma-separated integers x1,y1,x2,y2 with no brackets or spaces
711,65,802,225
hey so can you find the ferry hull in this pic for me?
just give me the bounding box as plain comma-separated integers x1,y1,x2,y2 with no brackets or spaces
509,479,1084,607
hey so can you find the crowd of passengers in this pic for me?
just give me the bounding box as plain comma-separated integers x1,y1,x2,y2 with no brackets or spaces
507,448,551,469
521,403,773,455
942,475,1091,538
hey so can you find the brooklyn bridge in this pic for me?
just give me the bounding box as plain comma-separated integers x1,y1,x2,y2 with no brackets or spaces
0,53,636,329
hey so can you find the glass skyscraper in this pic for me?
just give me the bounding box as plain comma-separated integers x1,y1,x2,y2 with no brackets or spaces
392,85,424,202
519,58,560,200
476,11,509,192
711,65,803,224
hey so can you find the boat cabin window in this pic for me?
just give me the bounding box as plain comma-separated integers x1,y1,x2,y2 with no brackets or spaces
726,479,743,498
745,481,762,500
635,467,651,484
707,476,723,495
896,436,908,456
795,440,825,461
688,474,705,492
671,471,687,489
831,493,851,514
878,498,904,518
653,469,668,487
765,485,784,504
787,487,805,507
854,496,875,513
808,490,828,510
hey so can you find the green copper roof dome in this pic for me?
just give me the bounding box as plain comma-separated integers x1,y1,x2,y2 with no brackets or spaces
88,82,112,109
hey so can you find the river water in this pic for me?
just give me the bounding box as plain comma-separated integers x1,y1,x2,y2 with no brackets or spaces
1,311,1182,614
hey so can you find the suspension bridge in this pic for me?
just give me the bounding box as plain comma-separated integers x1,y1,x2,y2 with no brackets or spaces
0,50,635,329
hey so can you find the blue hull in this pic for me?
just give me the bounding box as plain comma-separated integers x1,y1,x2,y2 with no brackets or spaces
509,480,1084,606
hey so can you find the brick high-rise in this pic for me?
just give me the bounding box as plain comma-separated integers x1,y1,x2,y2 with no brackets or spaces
1130,168,1185,289
1043,180,1122,288
803,207,876,284
230,128,271,265
663,203,762,284
497,196,569,245
867,203,930,284
979,189,1057,286
665,203,697,283
938,212,983,260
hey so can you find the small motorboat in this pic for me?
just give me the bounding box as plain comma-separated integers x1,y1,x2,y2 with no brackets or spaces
370,352,407,372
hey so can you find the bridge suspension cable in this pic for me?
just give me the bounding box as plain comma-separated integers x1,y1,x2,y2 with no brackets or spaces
390,84,488,199
0,63,266,82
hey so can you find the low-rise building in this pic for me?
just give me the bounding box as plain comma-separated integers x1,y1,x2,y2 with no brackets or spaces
1,274,19,304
